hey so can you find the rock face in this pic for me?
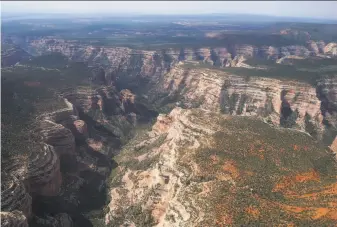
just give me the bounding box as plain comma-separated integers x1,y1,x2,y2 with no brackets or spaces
1,173,32,218
106,107,337,226
73,120,88,138
38,120,76,157
317,76,337,123
106,108,220,226
27,38,337,73
324,43,337,56
64,84,157,140
27,144,62,196
0,211,29,227
158,65,336,138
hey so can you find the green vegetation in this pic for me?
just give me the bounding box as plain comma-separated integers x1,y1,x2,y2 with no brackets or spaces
20,53,69,68
106,204,155,227
191,116,337,226
1,54,92,157
182,59,337,86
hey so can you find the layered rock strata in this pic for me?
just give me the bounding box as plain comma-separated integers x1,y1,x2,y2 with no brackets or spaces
0,211,29,227
160,66,332,137
27,38,337,71
27,144,62,196
37,120,76,157
105,107,337,226
1,173,32,218
106,108,221,225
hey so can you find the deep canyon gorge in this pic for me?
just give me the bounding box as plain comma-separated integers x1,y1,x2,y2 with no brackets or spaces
1,16,337,227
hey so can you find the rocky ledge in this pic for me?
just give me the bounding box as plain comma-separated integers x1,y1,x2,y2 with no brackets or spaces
159,65,337,139
105,107,337,226
1,173,32,218
37,120,76,157
28,38,337,71
27,144,62,196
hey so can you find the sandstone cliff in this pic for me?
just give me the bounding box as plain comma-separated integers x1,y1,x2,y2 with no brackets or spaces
105,107,337,226
27,38,337,72
26,144,62,196
157,65,337,140
37,120,76,157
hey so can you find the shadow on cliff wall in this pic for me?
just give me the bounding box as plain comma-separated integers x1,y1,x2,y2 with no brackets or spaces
31,139,118,227
280,89,298,128
316,81,337,145
30,107,120,227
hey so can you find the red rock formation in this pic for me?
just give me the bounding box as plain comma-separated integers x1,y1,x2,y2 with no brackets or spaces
153,114,174,133
87,139,103,152
73,120,88,137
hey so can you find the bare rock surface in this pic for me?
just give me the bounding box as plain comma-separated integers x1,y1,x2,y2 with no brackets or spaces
160,65,336,138
37,120,76,157
27,144,62,196
105,107,337,226
1,173,32,218
28,38,337,72
0,211,29,227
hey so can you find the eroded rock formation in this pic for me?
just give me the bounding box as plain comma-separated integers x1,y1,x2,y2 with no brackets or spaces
27,144,62,196
105,107,337,226
0,211,29,227
73,120,88,138
159,65,336,138
106,108,220,226
37,120,76,157
27,38,337,72
1,173,32,218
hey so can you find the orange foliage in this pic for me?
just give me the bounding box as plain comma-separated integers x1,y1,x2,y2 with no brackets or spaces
215,213,233,226
222,160,239,179
280,204,337,221
297,183,337,199
295,170,320,183
273,169,320,194
249,143,265,160
245,206,260,219
293,144,299,151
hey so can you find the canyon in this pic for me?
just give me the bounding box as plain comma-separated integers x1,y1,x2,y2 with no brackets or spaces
1,17,337,227
26,38,337,68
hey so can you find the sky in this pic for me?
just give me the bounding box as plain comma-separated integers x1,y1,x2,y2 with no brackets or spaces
2,1,337,20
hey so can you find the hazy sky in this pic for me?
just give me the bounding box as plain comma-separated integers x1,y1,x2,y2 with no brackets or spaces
2,1,337,19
